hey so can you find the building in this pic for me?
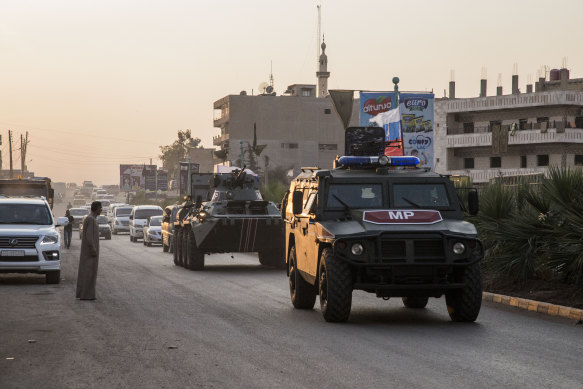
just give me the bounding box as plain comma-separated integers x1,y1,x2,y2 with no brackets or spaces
187,147,219,174
212,42,358,175
434,69,583,183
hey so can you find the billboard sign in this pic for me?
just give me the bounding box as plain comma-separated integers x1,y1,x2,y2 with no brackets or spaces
179,162,200,195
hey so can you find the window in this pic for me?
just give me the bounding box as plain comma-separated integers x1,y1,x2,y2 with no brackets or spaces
392,184,451,208
490,157,501,168
303,193,317,214
319,143,337,151
537,154,549,166
537,117,549,124
519,119,528,131
464,158,474,169
281,143,299,149
489,120,501,133
327,184,383,209
575,155,583,166
301,88,312,97
521,156,527,168
463,122,475,133
324,108,331,114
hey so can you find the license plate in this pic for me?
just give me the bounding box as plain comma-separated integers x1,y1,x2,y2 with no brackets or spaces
2,250,25,257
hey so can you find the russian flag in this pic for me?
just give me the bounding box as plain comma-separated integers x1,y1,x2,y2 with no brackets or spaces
369,108,403,156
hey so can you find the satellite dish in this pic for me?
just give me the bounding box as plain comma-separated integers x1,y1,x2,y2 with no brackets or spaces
266,85,274,94
258,82,268,94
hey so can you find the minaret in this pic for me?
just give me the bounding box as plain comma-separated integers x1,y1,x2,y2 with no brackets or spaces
316,40,330,98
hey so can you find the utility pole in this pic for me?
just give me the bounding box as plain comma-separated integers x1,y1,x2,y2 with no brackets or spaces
0,134,3,174
21,132,29,176
9,130,14,178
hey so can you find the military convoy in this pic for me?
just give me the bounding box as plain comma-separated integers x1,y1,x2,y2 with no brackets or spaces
281,127,484,323
172,168,285,270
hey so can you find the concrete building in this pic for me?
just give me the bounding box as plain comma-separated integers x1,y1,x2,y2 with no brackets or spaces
434,69,583,183
187,147,219,174
212,42,358,175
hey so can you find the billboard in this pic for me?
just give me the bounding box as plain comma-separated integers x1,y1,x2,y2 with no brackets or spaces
360,92,434,169
120,164,166,191
179,162,200,195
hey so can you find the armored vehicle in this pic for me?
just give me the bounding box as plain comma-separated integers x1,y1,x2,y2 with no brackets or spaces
282,127,483,323
173,168,284,270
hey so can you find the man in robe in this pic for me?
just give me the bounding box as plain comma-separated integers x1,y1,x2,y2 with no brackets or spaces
76,201,102,300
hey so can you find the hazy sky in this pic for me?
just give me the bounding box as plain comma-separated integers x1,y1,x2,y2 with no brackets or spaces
1,0,582,185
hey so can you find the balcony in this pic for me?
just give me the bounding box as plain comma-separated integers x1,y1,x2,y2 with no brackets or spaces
448,167,548,184
446,128,583,148
213,133,229,146
213,115,229,127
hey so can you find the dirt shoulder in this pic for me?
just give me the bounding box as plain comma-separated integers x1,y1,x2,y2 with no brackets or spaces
483,271,583,309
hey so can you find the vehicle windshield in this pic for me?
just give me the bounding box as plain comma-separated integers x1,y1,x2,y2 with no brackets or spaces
116,208,132,216
149,217,162,226
70,208,89,216
99,200,111,207
0,204,52,225
392,183,451,208
326,184,383,209
135,209,162,219
96,216,108,224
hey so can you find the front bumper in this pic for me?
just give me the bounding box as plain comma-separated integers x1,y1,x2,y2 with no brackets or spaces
0,243,61,273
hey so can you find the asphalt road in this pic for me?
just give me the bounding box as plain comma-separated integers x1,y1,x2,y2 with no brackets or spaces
1,207,582,388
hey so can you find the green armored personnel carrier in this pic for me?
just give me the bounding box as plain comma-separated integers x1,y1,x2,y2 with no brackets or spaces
282,127,484,323
173,168,284,270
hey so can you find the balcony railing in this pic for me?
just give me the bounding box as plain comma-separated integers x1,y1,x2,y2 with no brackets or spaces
447,167,548,184
213,133,229,146
446,128,583,148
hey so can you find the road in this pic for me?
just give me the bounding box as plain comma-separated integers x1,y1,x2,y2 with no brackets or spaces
1,206,582,388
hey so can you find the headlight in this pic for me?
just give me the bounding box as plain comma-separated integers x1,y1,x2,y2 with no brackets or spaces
198,211,208,221
378,155,389,165
40,235,59,245
351,243,364,256
452,242,466,255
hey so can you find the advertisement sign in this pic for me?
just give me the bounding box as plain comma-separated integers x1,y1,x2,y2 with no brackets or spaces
120,164,165,191
360,92,434,169
179,162,200,195
157,170,168,191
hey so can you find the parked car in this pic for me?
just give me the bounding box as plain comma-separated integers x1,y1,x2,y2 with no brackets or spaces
111,206,133,234
69,207,89,229
129,205,163,242
161,204,181,253
79,215,112,240
143,216,163,246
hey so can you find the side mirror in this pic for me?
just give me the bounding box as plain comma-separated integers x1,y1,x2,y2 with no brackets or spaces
56,217,68,227
292,191,303,215
468,190,479,215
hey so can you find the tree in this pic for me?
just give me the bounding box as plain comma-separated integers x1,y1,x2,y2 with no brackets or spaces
159,129,201,178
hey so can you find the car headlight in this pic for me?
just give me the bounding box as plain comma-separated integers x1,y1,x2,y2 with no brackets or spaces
41,234,59,245
452,242,466,255
351,243,364,256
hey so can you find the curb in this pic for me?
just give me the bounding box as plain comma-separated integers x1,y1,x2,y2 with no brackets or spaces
483,292,583,321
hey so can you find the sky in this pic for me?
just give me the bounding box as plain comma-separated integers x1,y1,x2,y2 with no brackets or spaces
1,0,582,185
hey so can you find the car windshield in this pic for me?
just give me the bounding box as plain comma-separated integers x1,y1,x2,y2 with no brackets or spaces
96,216,108,224
135,209,162,219
0,204,52,225
326,184,383,209
70,208,89,216
116,208,132,216
149,217,162,226
392,183,451,208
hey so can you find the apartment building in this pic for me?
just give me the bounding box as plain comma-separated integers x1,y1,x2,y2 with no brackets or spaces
434,69,583,183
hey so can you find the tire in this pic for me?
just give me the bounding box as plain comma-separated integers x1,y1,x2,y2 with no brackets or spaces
186,231,205,270
180,229,188,268
402,296,429,309
319,248,352,322
288,246,316,309
46,271,61,284
258,248,286,269
169,236,174,254
173,231,180,266
445,263,483,322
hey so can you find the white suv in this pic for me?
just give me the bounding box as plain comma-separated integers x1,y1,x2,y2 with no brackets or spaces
0,198,67,284
129,205,163,242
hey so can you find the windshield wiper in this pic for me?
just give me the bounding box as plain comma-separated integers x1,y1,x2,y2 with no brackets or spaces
332,194,352,218
400,197,422,209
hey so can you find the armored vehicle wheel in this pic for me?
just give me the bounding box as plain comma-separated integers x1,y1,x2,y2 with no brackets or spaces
46,271,61,284
402,296,429,309
175,230,183,266
445,263,482,322
258,249,285,269
186,231,204,270
319,248,352,323
288,246,316,309
180,230,188,268
172,234,180,266
169,236,174,253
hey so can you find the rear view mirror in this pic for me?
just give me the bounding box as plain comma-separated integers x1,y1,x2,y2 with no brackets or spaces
468,190,479,215
292,191,303,215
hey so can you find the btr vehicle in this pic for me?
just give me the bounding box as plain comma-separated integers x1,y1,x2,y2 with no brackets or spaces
282,127,483,323
173,168,284,270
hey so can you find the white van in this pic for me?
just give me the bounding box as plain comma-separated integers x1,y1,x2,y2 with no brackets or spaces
129,205,163,242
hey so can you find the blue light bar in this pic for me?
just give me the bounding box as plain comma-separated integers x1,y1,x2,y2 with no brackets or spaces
338,155,420,167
